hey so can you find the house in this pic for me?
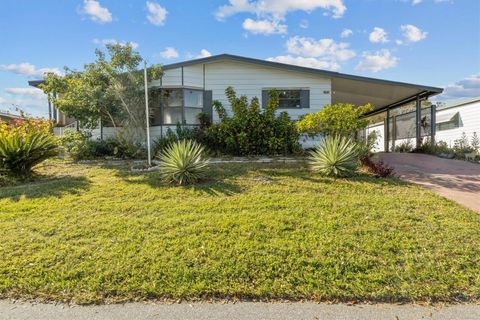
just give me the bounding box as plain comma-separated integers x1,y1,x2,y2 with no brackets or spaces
29,53,443,148
435,97,480,147
0,111,26,125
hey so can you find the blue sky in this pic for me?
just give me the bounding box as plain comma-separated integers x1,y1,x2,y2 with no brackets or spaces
1,0,479,117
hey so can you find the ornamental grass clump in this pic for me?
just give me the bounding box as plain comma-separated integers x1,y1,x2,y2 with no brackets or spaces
0,119,58,177
157,139,209,185
308,135,359,177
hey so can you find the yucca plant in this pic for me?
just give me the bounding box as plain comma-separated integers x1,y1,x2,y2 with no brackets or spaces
308,135,359,177
157,139,209,185
0,130,58,177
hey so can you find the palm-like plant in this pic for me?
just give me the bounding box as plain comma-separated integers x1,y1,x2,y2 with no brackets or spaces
308,135,359,177
157,140,209,185
0,131,58,177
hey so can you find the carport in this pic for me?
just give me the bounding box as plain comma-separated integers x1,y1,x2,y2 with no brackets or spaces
330,74,443,151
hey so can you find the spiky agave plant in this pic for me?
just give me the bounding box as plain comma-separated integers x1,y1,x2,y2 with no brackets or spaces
0,131,58,177
157,140,209,185
308,135,359,177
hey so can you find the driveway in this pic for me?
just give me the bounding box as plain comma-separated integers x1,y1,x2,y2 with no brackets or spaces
377,153,480,212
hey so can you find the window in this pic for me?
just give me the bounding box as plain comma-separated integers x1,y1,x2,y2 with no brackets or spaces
155,88,206,125
262,89,309,109
435,112,460,132
184,89,203,125
278,90,301,108
161,89,183,125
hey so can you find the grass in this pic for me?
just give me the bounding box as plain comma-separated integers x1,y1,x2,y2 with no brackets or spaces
0,160,479,304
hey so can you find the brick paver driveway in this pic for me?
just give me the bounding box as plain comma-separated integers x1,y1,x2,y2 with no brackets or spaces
377,153,480,212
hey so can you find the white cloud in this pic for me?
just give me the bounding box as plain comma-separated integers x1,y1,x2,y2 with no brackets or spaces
285,36,356,61
355,49,398,73
267,36,355,71
412,0,423,4
369,27,389,43
5,87,46,100
267,55,341,71
93,38,139,49
0,63,61,78
441,74,480,98
216,0,346,35
146,1,167,26
216,0,347,20
81,0,112,24
242,18,287,35
196,49,212,59
400,24,427,43
340,28,353,38
160,47,179,59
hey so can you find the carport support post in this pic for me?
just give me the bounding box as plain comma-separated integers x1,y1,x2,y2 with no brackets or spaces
415,95,421,148
384,108,390,152
430,103,436,145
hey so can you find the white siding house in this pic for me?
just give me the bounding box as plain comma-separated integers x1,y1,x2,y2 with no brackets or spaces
30,54,444,148
435,97,480,147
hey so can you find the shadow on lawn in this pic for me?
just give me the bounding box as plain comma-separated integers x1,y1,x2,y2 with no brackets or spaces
0,175,91,201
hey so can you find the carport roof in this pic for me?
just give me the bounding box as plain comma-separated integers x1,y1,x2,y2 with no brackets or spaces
163,54,443,113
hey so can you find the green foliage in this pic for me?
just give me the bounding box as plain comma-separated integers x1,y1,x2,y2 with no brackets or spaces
157,140,209,185
0,124,58,177
203,87,299,155
308,135,359,177
152,125,197,156
453,132,475,157
393,140,414,153
60,129,146,161
296,103,374,137
356,131,378,162
471,132,480,152
41,43,162,133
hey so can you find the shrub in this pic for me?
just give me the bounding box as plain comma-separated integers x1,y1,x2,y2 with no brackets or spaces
393,140,413,153
157,140,209,185
308,135,359,177
59,130,94,160
202,87,299,156
471,132,479,152
0,119,58,177
296,103,373,137
361,156,395,178
60,129,147,160
453,132,475,158
153,125,197,156
357,131,378,165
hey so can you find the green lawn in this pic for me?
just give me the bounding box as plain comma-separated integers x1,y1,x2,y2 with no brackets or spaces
0,160,479,304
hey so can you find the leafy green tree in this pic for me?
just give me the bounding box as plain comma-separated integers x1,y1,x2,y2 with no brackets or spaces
41,44,162,142
471,132,479,151
296,103,374,137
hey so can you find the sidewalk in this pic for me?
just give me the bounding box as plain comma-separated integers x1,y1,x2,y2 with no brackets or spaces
2,300,479,320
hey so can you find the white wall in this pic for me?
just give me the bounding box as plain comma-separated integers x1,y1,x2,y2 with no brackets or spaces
365,122,385,152
435,101,480,147
205,60,331,121
160,60,332,122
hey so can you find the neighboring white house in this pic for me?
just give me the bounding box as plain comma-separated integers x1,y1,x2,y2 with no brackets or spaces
29,54,443,148
435,97,480,147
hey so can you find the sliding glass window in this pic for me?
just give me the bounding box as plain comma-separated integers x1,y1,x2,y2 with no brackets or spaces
184,89,203,125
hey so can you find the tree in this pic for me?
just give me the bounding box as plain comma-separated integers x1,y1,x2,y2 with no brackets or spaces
296,103,374,137
41,44,162,143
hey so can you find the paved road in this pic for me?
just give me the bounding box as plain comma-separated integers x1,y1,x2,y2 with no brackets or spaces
1,300,479,320
377,153,480,212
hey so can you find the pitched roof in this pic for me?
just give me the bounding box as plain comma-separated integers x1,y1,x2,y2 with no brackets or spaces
436,96,480,111
163,53,443,94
